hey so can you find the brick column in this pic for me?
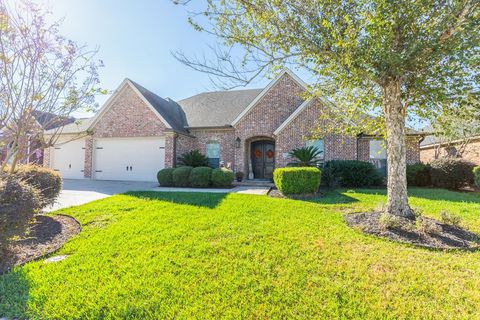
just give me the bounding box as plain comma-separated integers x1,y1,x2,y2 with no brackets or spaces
84,136,93,178
165,133,176,168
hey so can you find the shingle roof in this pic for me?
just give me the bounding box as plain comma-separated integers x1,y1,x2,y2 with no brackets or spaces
177,89,263,128
128,80,189,133
32,111,75,130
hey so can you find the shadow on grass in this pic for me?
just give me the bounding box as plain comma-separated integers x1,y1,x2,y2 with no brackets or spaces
126,191,228,209
0,268,30,318
304,190,360,205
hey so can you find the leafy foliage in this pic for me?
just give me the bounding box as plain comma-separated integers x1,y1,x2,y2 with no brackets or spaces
273,167,321,195
322,160,383,187
440,211,462,226
406,163,431,187
430,158,475,190
0,176,42,258
189,167,213,187
211,168,235,187
157,168,175,186
473,166,480,189
14,165,62,207
177,150,209,168
288,146,323,167
172,166,193,187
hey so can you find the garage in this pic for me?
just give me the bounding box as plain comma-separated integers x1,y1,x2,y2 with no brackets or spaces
51,138,86,179
93,137,165,182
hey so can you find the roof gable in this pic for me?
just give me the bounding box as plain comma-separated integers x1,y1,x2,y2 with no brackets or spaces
231,68,308,126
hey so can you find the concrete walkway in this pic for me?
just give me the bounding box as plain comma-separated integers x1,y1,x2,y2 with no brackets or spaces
46,179,271,212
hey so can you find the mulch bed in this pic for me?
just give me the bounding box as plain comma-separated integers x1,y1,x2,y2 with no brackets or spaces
268,189,321,200
0,215,81,274
345,212,480,250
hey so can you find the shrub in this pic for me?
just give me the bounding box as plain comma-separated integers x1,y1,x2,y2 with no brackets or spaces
273,167,321,195
406,163,431,187
379,213,402,230
473,166,480,189
430,158,475,190
416,217,442,235
288,146,323,167
0,176,42,256
177,150,209,168
322,160,383,187
211,168,235,187
172,166,193,187
157,168,175,186
440,211,462,226
235,171,244,181
14,165,62,206
189,167,212,187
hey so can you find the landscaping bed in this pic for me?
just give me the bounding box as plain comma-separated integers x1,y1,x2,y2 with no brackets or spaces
345,211,480,250
0,214,81,274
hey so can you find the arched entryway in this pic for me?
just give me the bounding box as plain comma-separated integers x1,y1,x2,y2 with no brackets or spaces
250,139,275,179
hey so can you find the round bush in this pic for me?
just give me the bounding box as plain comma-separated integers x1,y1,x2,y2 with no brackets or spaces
157,168,175,186
406,163,431,187
211,168,234,187
172,166,193,187
189,167,212,187
322,160,383,187
0,176,42,255
430,158,475,190
273,167,321,195
15,165,62,207
472,166,480,189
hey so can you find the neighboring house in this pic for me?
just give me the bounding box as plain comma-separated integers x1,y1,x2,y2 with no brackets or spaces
420,132,480,165
0,111,74,166
44,69,423,182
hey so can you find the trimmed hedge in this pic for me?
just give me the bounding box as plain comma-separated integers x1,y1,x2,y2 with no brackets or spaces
15,165,62,206
211,168,235,187
406,163,431,187
157,168,175,186
474,166,480,189
322,160,383,187
273,167,321,195
430,158,475,190
0,176,42,256
189,167,213,187
172,166,193,187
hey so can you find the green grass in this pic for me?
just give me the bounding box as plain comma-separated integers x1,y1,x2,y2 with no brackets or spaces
1,188,480,319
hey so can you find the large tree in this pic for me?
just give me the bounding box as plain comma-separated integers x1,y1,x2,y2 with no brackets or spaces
0,0,103,173
175,0,479,218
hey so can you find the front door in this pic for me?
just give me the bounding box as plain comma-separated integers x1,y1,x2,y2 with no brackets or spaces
251,141,275,179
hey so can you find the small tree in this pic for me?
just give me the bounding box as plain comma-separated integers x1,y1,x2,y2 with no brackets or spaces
0,0,104,173
174,0,479,218
289,146,323,167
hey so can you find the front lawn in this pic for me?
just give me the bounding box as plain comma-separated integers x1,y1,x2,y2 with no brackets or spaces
1,188,480,319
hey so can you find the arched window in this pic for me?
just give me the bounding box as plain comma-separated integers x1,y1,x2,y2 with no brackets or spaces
206,141,220,168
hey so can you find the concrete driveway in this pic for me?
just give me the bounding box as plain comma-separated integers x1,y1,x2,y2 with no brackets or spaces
46,179,157,212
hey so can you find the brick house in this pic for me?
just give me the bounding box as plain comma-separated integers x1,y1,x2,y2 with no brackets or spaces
420,134,480,165
45,69,422,182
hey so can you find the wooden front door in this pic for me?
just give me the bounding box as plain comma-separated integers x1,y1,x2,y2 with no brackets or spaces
251,141,275,179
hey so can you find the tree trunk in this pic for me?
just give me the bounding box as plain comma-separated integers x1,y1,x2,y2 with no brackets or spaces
383,80,413,219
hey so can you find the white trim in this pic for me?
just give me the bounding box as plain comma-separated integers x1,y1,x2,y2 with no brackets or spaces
231,68,308,126
87,79,172,131
273,98,315,135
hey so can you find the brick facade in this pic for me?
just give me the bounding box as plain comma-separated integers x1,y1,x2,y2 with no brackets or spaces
420,138,480,166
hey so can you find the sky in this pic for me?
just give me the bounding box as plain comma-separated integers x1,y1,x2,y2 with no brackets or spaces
29,0,281,118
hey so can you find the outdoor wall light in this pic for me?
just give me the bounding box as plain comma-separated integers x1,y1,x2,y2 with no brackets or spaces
235,137,241,148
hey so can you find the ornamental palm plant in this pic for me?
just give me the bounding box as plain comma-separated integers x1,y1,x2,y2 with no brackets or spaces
288,146,323,167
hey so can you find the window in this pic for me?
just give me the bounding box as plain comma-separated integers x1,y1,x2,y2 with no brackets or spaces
369,140,386,159
206,142,220,168
306,139,324,159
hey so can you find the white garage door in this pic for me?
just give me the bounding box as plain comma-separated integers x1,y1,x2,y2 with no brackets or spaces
94,137,165,182
51,138,86,179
